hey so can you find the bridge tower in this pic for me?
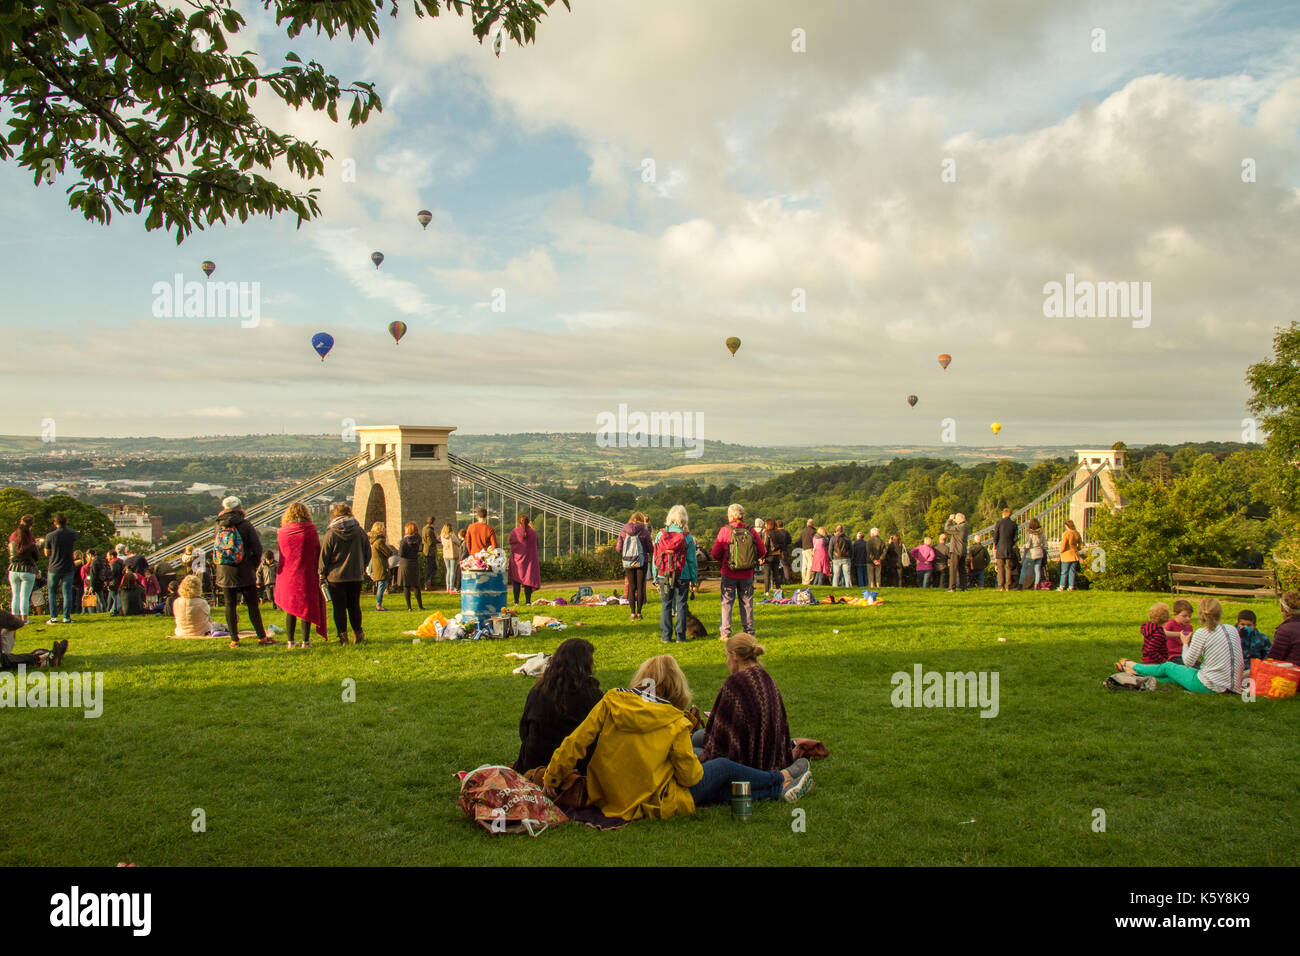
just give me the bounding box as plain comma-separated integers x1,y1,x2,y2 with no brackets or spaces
351,425,456,537
1071,447,1125,538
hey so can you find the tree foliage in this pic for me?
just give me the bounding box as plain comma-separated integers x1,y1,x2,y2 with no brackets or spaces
0,0,569,241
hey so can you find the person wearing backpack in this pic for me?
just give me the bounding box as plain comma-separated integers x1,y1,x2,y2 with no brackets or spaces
652,505,698,643
618,511,654,621
213,495,270,648
710,503,765,640
830,525,853,588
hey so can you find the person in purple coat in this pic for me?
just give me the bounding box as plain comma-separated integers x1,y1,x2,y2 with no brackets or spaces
910,537,937,589
617,512,654,621
508,515,541,605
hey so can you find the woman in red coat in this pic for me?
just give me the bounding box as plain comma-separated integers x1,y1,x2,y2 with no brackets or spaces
508,515,541,606
275,501,328,647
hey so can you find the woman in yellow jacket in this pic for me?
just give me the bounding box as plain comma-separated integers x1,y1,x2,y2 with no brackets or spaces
544,655,814,820
1058,519,1083,591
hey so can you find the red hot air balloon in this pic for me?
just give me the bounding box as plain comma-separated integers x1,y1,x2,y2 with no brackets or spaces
416,210,433,230
388,321,407,345
938,353,952,370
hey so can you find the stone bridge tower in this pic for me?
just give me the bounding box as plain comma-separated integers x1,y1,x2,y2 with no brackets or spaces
351,425,456,537
1071,447,1125,538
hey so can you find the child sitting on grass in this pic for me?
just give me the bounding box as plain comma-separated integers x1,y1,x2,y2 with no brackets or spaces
1164,599,1194,664
1235,609,1271,668
1141,602,1172,663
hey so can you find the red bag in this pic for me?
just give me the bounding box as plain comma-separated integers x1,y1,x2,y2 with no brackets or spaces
1249,659,1300,699
653,530,688,586
458,765,567,836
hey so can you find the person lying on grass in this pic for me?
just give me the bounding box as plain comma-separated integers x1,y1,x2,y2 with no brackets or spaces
543,654,814,821
1117,597,1243,695
694,634,794,772
0,609,67,670
514,637,602,775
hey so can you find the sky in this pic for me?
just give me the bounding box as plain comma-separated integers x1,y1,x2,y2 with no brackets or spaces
3,0,1299,450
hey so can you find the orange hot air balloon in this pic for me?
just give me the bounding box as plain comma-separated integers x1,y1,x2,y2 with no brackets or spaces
388,321,407,345
938,353,951,370
725,336,741,356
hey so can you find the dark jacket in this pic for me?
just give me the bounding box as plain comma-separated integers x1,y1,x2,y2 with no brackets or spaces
884,540,903,569
1266,619,1300,666
421,521,439,556
932,541,949,570
968,542,990,571
514,680,603,774
850,537,868,565
213,508,263,589
319,517,371,584
943,519,968,556
616,521,653,569
993,517,1019,559
799,525,816,550
830,533,852,560
89,554,110,588
866,534,887,562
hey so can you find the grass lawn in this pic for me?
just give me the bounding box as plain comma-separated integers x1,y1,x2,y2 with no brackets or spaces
1,585,1293,866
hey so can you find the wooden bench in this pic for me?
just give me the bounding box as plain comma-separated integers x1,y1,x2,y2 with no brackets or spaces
1168,564,1279,599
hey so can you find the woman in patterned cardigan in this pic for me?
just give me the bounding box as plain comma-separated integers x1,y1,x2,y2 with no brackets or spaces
696,634,795,772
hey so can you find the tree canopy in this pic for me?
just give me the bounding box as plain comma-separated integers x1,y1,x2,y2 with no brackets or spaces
0,0,569,241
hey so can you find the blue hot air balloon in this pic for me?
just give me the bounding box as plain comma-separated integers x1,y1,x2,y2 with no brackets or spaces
311,332,335,361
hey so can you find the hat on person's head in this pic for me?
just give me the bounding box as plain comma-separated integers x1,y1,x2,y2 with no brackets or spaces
222,495,241,511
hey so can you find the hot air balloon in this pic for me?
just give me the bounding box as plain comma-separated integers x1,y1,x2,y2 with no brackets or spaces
371,251,384,269
907,395,918,408
388,321,407,345
990,422,1002,435
938,353,951,370
725,336,741,356
311,332,334,362
201,260,215,278
416,209,433,230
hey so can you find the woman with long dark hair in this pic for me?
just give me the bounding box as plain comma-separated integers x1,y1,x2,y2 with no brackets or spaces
514,637,602,773
7,515,39,621
396,521,424,611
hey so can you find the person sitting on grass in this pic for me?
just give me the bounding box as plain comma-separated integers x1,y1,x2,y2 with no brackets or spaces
1164,599,1194,664
1265,590,1300,666
0,609,67,670
171,574,213,638
695,635,794,773
1117,597,1243,694
163,579,180,617
1140,602,1172,664
514,637,602,774
1234,609,1271,669
543,654,814,821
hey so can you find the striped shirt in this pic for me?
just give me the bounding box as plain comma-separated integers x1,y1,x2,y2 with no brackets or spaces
1184,624,1244,694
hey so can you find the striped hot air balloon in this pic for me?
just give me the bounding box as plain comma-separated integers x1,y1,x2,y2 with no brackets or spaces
388,321,407,345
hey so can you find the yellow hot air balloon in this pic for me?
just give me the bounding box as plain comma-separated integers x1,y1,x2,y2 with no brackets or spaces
990,422,1002,435
725,336,741,356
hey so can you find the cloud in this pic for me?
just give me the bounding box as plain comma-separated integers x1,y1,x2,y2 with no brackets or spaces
187,407,247,418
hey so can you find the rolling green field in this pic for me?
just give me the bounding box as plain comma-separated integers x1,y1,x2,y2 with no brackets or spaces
1,586,1292,866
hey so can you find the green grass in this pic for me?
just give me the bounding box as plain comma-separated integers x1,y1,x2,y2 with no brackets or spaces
1,586,1292,866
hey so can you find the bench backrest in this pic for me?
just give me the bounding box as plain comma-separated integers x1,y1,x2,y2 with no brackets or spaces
1168,564,1279,599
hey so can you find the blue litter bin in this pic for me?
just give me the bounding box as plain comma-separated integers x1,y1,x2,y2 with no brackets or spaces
461,569,507,623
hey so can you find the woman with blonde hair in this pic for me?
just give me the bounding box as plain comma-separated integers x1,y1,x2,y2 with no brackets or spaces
396,521,424,611
1118,597,1243,693
276,501,327,647
544,654,814,821
811,526,832,585
439,522,460,594
172,574,213,638
698,635,795,772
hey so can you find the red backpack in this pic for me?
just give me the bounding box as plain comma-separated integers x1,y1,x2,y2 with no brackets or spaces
653,529,688,587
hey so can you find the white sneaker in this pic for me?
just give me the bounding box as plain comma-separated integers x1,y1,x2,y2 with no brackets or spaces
47,618,60,625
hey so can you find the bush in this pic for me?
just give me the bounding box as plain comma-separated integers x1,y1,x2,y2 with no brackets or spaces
539,544,622,583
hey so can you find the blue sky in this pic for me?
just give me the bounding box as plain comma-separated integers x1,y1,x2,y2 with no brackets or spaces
2,0,1298,448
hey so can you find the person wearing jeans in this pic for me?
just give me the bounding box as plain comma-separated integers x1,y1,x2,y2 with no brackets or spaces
652,506,698,643
7,514,40,620
1058,519,1082,591
42,513,78,624
712,504,765,639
